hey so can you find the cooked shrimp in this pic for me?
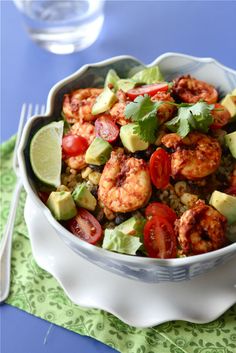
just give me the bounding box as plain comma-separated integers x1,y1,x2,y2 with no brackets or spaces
70,121,96,144
109,89,131,125
64,122,96,171
176,200,227,255
172,75,218,104
63,88,103,123
152,91,176,124
98,150,152,212
161,132,221,180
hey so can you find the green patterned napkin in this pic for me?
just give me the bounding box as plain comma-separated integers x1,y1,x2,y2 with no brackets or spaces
1,137,236,353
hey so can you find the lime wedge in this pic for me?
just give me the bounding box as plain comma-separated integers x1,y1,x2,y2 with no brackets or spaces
30,121,64,187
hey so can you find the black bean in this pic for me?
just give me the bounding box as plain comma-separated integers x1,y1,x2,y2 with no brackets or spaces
133,145,156,160
88,164,103,172
144,145,156,159
90,185,98,198
133,151,145,159
114,213,130,225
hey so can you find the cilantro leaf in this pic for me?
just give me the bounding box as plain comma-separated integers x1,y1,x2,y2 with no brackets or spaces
133,114,158,143
124,95,161,143
165,102,214,138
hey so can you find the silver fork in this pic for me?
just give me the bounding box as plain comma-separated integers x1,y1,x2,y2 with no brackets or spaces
0,103,45,303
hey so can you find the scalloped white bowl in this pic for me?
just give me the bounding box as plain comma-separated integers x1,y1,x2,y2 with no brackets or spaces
18,52,236,283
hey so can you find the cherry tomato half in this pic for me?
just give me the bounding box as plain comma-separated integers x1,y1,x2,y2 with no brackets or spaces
95,115,119,143
210,103,231,129
144,216,177,258
145,202,177,224
62,134,88,157
67,208,103,245
149,148,171,189
127,83,169,100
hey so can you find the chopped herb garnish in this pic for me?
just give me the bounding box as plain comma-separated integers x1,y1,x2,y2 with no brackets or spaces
165,102,214,137
124,95,162,143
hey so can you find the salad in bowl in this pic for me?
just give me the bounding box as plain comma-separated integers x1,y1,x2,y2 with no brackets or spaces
18,53,236,282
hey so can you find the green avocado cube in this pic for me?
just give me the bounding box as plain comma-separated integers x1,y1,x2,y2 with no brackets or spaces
221,94,236,117
102,229,142,255
209,190,236,224
46,191,77,220
116,216,145,236
92,87,118,115
131,66,164,84
104,69,120,90
225,131,236,158
72,183,97,211
120,123,149,152
116,79,137,92
231,88,236,96
85,137,112,165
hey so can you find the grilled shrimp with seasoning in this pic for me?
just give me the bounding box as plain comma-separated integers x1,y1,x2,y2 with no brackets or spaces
110,89,176,125
98,150,152,213
151,91,176,124
64,121,96,170
172,75,218,104
109,90,131,125
63,88,103,123
176,200,227,255
161,132,222,180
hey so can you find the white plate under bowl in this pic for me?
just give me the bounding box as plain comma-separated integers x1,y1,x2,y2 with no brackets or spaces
24,196,236,328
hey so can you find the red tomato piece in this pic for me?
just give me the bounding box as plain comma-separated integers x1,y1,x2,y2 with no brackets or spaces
210,103,231,129
145,202,177,224
62,134,88,157
95,115,119,143
127,83,169,100
149,148,171,189
144,216,177,258
67,208,103,245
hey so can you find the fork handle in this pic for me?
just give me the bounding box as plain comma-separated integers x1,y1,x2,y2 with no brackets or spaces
0,179,23,303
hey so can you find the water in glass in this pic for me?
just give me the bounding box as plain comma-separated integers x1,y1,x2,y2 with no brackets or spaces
13,0,105,54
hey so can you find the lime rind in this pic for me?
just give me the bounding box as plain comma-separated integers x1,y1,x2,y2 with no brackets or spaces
30,121,64,187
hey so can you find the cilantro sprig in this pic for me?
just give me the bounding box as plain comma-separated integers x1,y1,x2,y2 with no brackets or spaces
165,102,214,137
124,95,162,143
124,95,215,142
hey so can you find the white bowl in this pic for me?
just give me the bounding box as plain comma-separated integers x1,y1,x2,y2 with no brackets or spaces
18,52,236,283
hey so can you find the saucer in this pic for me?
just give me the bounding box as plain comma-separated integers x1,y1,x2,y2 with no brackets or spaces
24,196,236,328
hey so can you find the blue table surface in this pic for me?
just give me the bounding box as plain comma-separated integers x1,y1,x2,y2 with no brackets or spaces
1,1,236,352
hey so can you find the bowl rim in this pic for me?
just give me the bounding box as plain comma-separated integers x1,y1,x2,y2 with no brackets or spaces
18,52,236,267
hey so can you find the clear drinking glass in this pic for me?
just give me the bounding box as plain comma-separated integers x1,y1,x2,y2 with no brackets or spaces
13,0,105,54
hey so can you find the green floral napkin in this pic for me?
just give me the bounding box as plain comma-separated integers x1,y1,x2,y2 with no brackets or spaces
1,137,236,353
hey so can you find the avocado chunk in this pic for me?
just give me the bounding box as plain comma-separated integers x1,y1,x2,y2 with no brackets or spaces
131,66,164,84
46,191,77,220
85,137,112,165
209,190,236,224
92,87,118,115
120,123,149,152
116,79,137,92
225,131,236,158
102,229,142,255
231,88,236,96
221,93,236,117
116,216,146,236
104,69,120,91
72,183,97,211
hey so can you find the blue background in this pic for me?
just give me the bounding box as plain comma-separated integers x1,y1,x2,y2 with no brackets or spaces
1,1,236,352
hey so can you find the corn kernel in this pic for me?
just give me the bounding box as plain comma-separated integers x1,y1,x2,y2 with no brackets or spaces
180,193,198,207
88,171,102,185
174,181,188,196
81,167,92,179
